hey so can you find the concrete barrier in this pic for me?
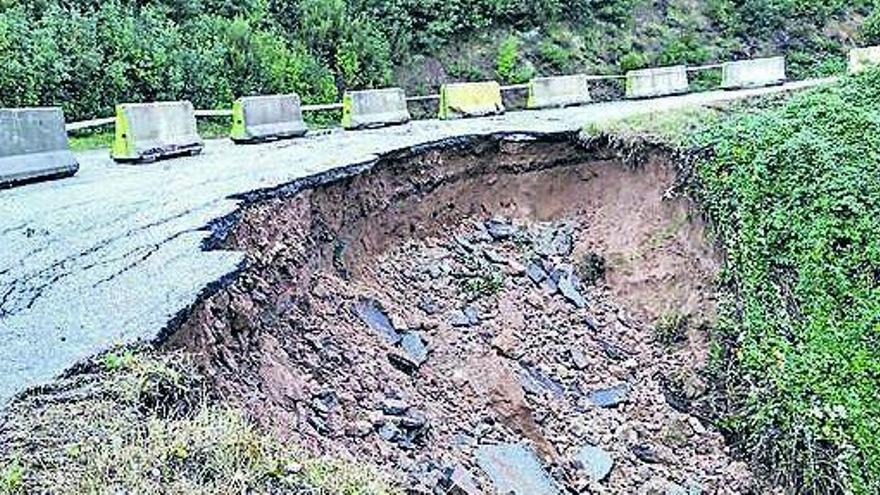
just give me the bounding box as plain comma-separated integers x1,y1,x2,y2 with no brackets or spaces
625,66,689,99
230,94,308,143
0,108,78,188
527,75,592,109
439,81,504,119
721,57,786,89
342,88,410,129
111,101,203,162
849,46,880,74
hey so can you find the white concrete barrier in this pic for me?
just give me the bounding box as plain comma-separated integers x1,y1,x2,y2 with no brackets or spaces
849,46,880,74
439,81,505,119
625,66,689,99
527,75,592,109
721,57,786,89
342,88,410,130
0,108,78,188
111,101,203,162
230,94,307,143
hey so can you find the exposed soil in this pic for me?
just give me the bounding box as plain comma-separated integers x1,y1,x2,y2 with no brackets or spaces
161,133,753,493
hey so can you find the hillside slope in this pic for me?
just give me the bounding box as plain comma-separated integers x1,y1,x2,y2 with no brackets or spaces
0,0,876,122
594,69,880,494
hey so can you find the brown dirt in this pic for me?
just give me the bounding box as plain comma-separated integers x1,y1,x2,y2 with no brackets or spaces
165,134,754,493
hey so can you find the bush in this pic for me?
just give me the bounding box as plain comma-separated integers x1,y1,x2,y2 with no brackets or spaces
693,70,880,494
619,51,647,71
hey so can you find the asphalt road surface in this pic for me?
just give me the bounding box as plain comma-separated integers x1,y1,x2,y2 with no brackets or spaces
0,79,832,404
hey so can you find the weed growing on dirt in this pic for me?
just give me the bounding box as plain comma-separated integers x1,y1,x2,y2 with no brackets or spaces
0,460,23,495
654,311,689,346
0,350,396,494
462,271,505,300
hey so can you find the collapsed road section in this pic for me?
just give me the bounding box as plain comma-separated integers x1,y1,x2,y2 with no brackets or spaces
0,79,827,410
148,131,752,493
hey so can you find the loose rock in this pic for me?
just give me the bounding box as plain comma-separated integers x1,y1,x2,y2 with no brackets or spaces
589,384,629,408
476,443,560,495
573,444,614,482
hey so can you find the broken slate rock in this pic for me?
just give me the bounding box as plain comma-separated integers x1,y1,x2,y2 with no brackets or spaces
454,235,476,252
549,229,574,256
382,397,410,415
450,306,480,327
570,348,590,370
400,332,428,366
520,364,565,399
399,409,428,430
484,249,508,264
485,218,518,241
556,270,587,309
476,443,560,495
589,384,629,408
418,295,440,315
353,298,400,344
377,422,400,441
439,464,481,495
634,445,658,464
526,261,548,284
573,445,614,482
534,226,573,257
632,444,663,464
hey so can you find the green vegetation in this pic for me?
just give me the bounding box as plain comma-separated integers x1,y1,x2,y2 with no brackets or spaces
694,71,880,494
0,349,395,494
463,271,505,300
1,0,878,122
654,311,689,345
590,70,880,493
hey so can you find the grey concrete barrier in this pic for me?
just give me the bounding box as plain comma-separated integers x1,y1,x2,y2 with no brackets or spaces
849,46,880,74
0,108,78,188
721,57,786,89
527,75,592,109
111,101,203,162
230,94,307,143
342,88,410,130
625,66,689,99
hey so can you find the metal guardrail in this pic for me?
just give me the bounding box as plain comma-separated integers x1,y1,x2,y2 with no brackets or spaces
686,63,724,72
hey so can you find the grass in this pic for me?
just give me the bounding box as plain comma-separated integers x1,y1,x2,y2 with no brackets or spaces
588,70,880,494
654,311,689,346
0,348,396,495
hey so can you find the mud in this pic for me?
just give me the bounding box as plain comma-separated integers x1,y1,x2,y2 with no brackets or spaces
166,133,752,493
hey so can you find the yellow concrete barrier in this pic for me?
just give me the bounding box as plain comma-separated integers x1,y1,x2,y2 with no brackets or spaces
111,101,203,163
438,81,504,120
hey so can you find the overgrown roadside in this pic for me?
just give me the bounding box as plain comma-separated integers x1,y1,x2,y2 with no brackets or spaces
0,350,395,494
589,70,880,494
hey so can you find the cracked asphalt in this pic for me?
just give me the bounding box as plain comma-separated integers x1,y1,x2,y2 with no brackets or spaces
0,79,831,404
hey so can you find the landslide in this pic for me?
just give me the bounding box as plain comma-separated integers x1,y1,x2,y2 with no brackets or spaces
161,132,754,493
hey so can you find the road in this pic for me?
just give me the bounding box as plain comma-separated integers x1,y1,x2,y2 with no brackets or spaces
0,79,832,404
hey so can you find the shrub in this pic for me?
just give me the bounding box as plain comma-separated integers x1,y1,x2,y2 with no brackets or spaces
495,35,534,83
619,51,647,71
692,69,880,493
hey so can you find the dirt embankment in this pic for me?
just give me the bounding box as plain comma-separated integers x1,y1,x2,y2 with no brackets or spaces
166,133,751,494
